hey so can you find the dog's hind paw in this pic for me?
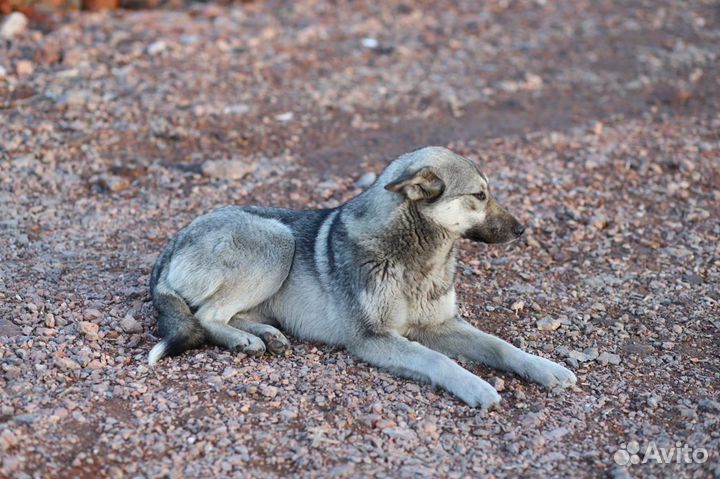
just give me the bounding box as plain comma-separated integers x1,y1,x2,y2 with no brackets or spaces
522,354,577,390
260,330,290,355
229,335,266,357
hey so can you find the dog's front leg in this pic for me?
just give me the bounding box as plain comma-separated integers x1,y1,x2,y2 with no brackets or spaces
348,332,501,409
411,317,576,389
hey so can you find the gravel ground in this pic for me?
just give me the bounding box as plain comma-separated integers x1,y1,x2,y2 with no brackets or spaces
1,1,719,477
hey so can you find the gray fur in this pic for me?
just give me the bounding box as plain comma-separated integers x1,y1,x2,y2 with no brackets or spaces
148,146,576,408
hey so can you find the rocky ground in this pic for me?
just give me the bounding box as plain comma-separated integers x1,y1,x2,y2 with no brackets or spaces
1,0,719,477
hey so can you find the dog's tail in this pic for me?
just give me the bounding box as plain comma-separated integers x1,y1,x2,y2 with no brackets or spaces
148,289,207,366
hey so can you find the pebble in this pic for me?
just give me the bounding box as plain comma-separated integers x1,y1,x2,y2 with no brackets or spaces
567,350,587,362
543,427,570,440
536,317,561,331
488,377,505,391
361,37,379,49
120,315,143,334
201,160,256,180
0,12,28,40
84,309,103,320
698,399,720,412
275,112,294,122
597,352,621,365
147,40,167,55
583,347,599,361
382,427,416,441
259,385,278,399
56,89,90,108
78,321,99,339
15,60,34,76
94,174,130,193
55,357,81,371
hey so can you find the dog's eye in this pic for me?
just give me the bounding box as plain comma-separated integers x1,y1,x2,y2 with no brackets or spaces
473,192,487,201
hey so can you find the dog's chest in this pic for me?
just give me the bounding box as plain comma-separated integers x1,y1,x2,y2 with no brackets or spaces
367,262,457,333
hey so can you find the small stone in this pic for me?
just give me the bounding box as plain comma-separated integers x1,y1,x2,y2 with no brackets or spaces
55,357,81,371
207,375,223,386
698,399,720,412
275,112,294,122
84,309,103,320
567,350,587,362
597,352,621,365
354,172,377,189
543,427,570,440
95,174,130,193
361,37,379,49
0,430,18,451
120,315,143,334
14,413,39,424
147,40,167,55
86,359,104,369
583,347,599,361
259,385,278,399
201,160,256,180
511,301,525,315
590,214,608,229
678,406,696,418
0,65,6,79
524,72,543,91
590,302,606,312
554,345,571,357
57,89,90,108
647,395,660,409
488,377,505,391
15,60,33,76
0,318,21,337
0,12,28,40
78,321,100,339
420,420,437,435
536,317,561,331
222,104,250,115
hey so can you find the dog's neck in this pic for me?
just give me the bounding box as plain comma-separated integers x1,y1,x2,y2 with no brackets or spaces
343,191,457,268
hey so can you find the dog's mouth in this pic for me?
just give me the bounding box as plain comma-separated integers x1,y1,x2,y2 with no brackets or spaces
463,222,525,244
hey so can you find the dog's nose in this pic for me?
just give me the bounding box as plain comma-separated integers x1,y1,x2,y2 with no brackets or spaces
513,224,525,236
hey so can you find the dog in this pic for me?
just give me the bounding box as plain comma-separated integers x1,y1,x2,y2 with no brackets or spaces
147,146,576,409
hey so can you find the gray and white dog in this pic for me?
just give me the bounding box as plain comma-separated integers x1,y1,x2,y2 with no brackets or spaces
148,146,576,409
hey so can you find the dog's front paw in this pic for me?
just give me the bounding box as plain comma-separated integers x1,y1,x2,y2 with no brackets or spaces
522,354,577,389
451,375,502,410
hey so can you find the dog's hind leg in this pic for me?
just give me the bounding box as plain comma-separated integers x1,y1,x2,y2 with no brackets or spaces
229,313,290,355
160,212,295,360
409,317,577,389
195,303,267,356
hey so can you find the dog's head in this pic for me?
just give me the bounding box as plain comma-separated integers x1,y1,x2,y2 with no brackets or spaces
383,147,524,244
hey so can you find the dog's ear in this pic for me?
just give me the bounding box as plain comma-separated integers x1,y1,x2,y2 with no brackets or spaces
385,167,445,202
